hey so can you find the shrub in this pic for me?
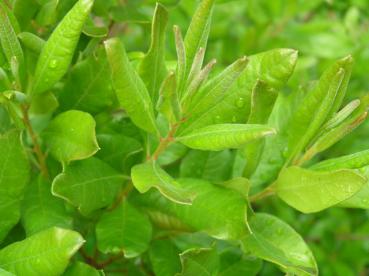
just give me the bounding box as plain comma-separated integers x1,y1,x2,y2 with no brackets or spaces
0,0,368,275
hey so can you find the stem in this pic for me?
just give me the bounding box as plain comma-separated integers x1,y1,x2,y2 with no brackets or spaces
108,182,133,211
249,182,276,202
151,123,179,160
21,105,49,178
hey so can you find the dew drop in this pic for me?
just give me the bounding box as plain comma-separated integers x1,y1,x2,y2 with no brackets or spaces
361,198,369,205
49,59,58,68
235,97,245,108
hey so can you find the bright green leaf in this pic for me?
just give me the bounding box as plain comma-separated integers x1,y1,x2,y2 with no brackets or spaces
138,3,168,103
0,130,30,241
105,37,158,134
176,124,276,151
21,176,72,236
32,0,94,95
96,201,152,257
52,157,124,215
0,227,84,276
276,166,366,213
184,0,215,78
131,161,196,205
43,110,99,164
178,247,220,276
241,213,317,275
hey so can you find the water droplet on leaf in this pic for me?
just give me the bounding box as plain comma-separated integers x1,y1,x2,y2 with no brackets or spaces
235,97,245,108
49,60,58,68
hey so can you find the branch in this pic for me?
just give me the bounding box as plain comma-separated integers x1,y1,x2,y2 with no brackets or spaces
21,104,49,178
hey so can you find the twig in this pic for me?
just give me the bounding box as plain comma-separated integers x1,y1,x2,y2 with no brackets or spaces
108,182,133,211
151,122,181,160
21,104,49,178
249,182,276,202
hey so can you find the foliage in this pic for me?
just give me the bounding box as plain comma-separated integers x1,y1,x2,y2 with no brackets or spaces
1,0,369,275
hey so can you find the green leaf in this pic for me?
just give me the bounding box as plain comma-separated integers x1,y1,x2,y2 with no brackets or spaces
183,56,248,116
21,176,72,236
0,227,84,276
43,110,99,164
36,0,59,26
131,161,196,205
96,133,142,172
184,0,215,78
176,124,276,151
177,49,297,135
132,178,249,240
63,261,103,276
52,157,125,215
138,3,168,103
0,2,23,66
180,150,232,182
276,166,366,213
0,268,15,276
177,247,220,276
157,71,181,123
149,240,181,276
241,80,278,176
310,149,369,171
0,130,30,241
300,111,367,164
286,56,353,163
32,0,94,95
218,248,262,276
104,37,158,134
96,201,152,257
241,213,317,275
58,50,115,114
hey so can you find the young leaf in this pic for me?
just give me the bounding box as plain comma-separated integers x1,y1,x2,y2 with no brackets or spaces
323,99,360,130
0,227,84,276
286,57,353,163
0,2,23,66
105,37,158,134
241,213,317,275
43,110,99,164
138,3,168,103
21,176,72,236
276,166,366,213
178,247,220,276
299,111,367,164
32,0,94,95
173,25,186,94
178,49,297,135
0,130,30,242
96,201,152,257
131,161,195,205
176,124,276,151
52,157,125,215
18,32,45,54
311,149,369,171
184,0,215,77
188,56,248,114
156,71,180,123
242,80,278,176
